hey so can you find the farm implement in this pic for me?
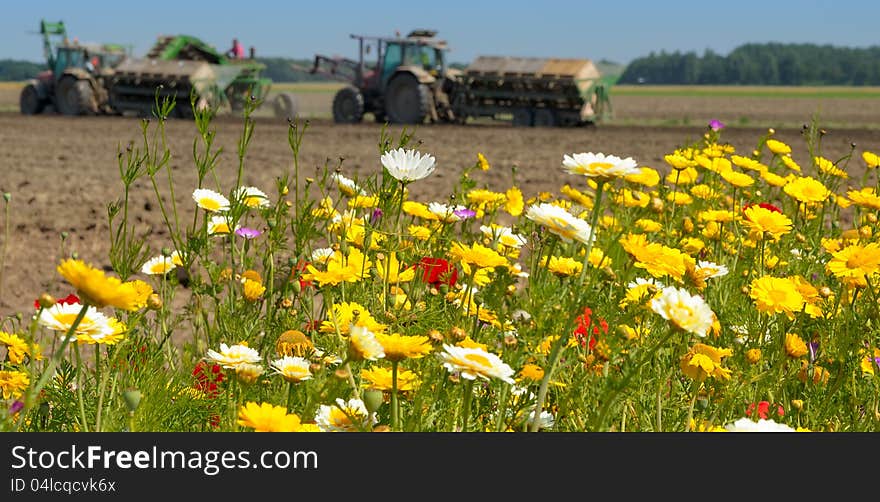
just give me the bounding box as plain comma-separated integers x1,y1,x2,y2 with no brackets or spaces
309,29,612,126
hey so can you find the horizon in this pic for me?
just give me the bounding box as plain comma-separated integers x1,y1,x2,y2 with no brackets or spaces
2,1,879,66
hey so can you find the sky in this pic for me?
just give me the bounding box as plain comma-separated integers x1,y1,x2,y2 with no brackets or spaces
3,0,879,65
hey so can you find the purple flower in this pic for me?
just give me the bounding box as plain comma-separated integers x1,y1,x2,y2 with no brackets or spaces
708,119,725,132
235,227,262,239
874,356,880,370
808,342,819,362
10,400,24,415
454,208,476,220
370,208,383,224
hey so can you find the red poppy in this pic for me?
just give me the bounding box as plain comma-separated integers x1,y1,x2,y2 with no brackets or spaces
193,361,224,399
34,293,80,310
573,306,608,351
746,401,784,419
416,257,458,287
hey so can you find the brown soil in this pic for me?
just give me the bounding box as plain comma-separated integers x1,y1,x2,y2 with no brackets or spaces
1,111,879,319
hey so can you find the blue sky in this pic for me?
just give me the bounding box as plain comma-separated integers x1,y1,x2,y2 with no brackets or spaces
3,0,878,65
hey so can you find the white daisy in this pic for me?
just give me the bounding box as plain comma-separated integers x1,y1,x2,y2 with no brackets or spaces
192,188,230,212
311,247,335,263
205,343,261,369
563,152,640,179
331,173,366,196
315,398,377,432
38,303,124,343
695,260,729,279
428,202,468,223
724,418,797,432
525,203,595,245
438,344,515,384
380,148,436,182
234,186,270,208
207,215,239,235
650,286,715,337
348,325,385,361
141,255,176,276
480,224,527,248
270,356,313,383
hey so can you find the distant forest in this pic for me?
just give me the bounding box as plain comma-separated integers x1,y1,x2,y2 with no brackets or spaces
618,43,880,85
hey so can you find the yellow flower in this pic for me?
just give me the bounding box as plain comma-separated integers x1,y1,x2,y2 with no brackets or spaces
847,187,880,210
242,279,266,301
680,343,732,381
375,252,415,284
761,170,788,187
0,370,29,399
665,167,699,185
505,186,524,216
518,363,545,383
781,155,801,172
749,276,804,317
238,402,302,432
625,167,661,187
720,169,755,188
408,224,433,241
745,348,762,364
0,331,30,364
402,201,437,220
666,191,694,205
860,348,880,375
765,139,792,155
664,153,696,170
614,188,651,208
620,234,692,282
784,176,830,204
477,152,490,171
348,195,380,209
57,259,152,311
690,184,720,200
449,242,508,270
361,366,420,391
815,156,847,178
235,363,265,384
635,218,662,233
784,333,809,358
826,242,880,287
320,301,386,334
696,156,731,174
864,151,880,169
698,210,736,223
374,332,433,361
742,205,792,239
731,155,767,172
541,255,582,277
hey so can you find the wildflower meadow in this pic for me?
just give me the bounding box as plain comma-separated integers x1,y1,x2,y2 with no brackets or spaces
2,96,880,433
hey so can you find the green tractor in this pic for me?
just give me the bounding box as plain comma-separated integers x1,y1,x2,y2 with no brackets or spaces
144,34,294,117
20,20,129,115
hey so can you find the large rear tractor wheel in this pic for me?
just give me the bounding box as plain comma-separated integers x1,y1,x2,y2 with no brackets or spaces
19,84,46,115
384,73,431,124
273,92,299,120
533,109,557,127
55,77,97,116
332,86,364,124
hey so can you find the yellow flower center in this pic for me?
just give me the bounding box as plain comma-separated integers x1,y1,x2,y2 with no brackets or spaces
464,353,491,367
200,198,221,211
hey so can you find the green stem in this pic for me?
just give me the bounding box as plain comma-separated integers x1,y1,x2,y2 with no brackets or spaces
286,380,296,412
460,379,474,432
73,342,89,432
577,180,605,286
391,360,399,431
685,381,699,431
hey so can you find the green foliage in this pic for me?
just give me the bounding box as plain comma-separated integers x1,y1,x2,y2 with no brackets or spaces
0,59,44,80
618,43,880,85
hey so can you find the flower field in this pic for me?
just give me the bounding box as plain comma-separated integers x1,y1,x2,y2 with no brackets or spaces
1,97,880,433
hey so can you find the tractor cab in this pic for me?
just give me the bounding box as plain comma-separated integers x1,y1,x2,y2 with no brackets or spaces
379,32,447,87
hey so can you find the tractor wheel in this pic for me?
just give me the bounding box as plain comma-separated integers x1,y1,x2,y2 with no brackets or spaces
384,73,431,124
332,86,364,124
55,77,97,116
273,92,299,120
532,109,557,127
19,84,45,115
512,108,533,127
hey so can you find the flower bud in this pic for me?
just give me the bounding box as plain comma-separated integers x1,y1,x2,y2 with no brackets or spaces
791,399,804,411
146,294,163,311
449,326,467,342
123,390,142,413
38,293,56,309
362,389,384,414
746,348,762,364
334,368,350,380
428,329,444,344
867,213,878,224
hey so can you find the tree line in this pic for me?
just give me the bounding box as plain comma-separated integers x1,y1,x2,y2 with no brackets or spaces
618,43,880,85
